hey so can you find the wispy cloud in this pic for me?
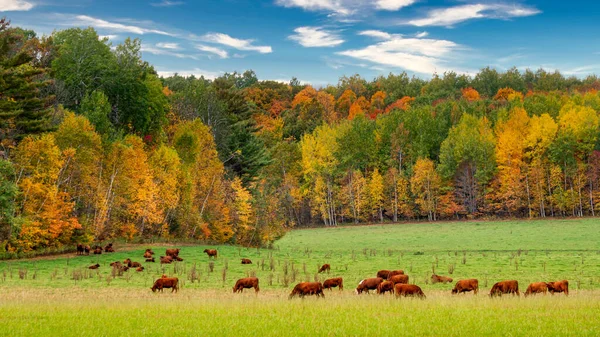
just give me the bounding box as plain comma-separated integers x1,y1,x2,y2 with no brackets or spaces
200,32,272,53
375,0,416,11
157,68,222,80
0,0,34,11
196,44,229,59
275,0,416,18
415,31,428,38
151,1,184,7
338,30,473,74
289,26,344,47
72,15,174,36
563,65,600,76
141,44,198,60
406,3,541,27
156,42,180,50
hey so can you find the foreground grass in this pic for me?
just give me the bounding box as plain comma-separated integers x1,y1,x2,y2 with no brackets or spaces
0,288,598,336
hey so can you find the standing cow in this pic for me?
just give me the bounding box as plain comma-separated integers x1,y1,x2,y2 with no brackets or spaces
289,282,324,299
318,264,331,273
452,279,479,295
394,284,426,299
203,249,218,259
323,277,343,291
547,280,569,296
490,280,519,297
233,277,260,293
356,278,384,294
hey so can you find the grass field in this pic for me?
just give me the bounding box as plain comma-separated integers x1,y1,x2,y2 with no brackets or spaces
1,218,599,336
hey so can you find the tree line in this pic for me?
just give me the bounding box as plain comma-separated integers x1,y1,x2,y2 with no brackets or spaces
1,19,600,252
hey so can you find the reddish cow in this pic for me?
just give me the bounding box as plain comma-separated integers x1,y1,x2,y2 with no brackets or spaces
431,274,453,284
525,282,548,296
241,258,252,264
394,284,426,299
160,256,173,264
165,248,180,258
289,282,324,299
174,256,183,261
389,274,409,285
135,267,144,272
387,270,404,279
88,264,100,269
377,270,391,279
93,247,102,255
104,243,114,253
318,264,331,273
452,279,479,295
143,251,153,259
203,249,218,259
490,280,520,297
546,280,569,296
233,277,260,293
151,277,179,293
356,278,384,294
323,277,343,291
377,281,395,295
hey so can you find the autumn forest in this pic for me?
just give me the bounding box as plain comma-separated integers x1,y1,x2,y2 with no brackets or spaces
2,19,600,253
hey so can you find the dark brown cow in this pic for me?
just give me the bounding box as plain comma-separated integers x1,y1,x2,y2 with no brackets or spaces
394,284,426,299
135,267,144,272
166,248,180,258
233,277,260,293
387,270,404,279
241,258,252,264
318,264,330,273
93,247,102,255
84,245,90,255
377,281,395,295
525,282,548,296
174,256,183,261
143,251,153,259
151,277,179,293
110,261,122,267
123,258,142,268
389,274,409,285
431,274,453,284
323,277,343,291
289,282,324,299
88,263,100,269
104,243,114,253
356,277,384,294
377,270,391,279
547,280,569,296
452,279,479,295
203,249,218,258
76,244,84,255
490,280,519,297
160,256,173,264
145,257,155,262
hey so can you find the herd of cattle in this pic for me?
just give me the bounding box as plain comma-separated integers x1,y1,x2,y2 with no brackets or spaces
75,244,570,299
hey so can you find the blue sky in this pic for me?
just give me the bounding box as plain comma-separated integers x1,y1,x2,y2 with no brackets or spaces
2,0,599,85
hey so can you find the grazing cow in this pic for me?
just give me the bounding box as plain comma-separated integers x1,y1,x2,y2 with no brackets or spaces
76,244,84,255
318,264,331,273
431,274,453,284
88,264,100,270
394,284,426,299
490,280,520,297
84,245,90,255
546,280,569,296
289,282,324,299
389,274,409,285
166,248,180,258
377,270,391,279
356,277,384,294
160,256,173,264
203,249,217,259
233,277,260,293
241,258,252,264
93,247,102,255
104,243,114,253
388,270,404,279
151,277,179,293
525,282,548,296
145,257,155,262
452,279,479,295
136,267,144,272
377,281,395,295
323,277,343,291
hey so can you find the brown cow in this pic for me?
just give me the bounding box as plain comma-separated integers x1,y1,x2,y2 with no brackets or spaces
143,251,153,259
123,258,142,268
377,281,395,295
394,284,426,299
525,282,548,296
88,263,100,269
145,257,155,262
431,274,453,284
318,264,330,273
104,243,114,253
490,280,520,297
174,256,184,262
84,245,90,255
166,248,180,258
547,280,569,296
110,261,122,267
203,249,217,258
76,244,84,255
151,277,179,293
377,270,391,279
323,277,343,291
136,267,144,272
388,270,404,279
389,274,409,285
233,277,260,293
452,279,479,295
289,282,324,299
356,277,384,294
160,256,173,264
241,258,252,264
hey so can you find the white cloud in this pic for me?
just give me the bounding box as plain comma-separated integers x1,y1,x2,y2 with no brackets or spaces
415,31,428,38
289,26,344,47
156,42,180,50
275,0,351,15
375,0,416,11
141,44,198,60
73,15,174,36
151,0,184,6
0,0,34,11
407,3,541,27
196,44,229,59
157,68,222,80
563,65,600,76
201,32,272,53
338,31,471,74
99,35,118,41
359,30,392,40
